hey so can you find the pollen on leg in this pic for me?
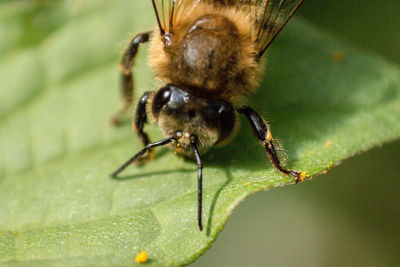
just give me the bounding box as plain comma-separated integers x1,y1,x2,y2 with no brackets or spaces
266,130,272,142
263,140,272,149
300,171,307,182
131,121,137,132
119,64,131,75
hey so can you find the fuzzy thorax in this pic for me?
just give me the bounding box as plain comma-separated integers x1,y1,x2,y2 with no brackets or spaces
148,3,262,105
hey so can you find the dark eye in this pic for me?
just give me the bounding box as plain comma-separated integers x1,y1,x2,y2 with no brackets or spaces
152,86,171,116
216,102,235,143
162,88,171,101
218,103,233,115
188,109,196,118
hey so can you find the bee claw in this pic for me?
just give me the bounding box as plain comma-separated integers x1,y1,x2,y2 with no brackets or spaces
289,171,307,184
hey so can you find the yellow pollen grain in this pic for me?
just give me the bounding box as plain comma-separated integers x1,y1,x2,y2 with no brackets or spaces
246,182,251,186
327,161,334,169
323,170,327,174
300,172,307,182
135,251,148,263
266,131,272,142
324,140,333,148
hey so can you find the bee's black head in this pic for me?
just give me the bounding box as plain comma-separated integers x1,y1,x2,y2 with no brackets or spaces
151,84,236,154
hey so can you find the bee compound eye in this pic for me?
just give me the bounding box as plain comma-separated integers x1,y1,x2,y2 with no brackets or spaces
217,103,232,115
162,88,171,101
157,86,171,104
152,86,172,116
218,105,226,114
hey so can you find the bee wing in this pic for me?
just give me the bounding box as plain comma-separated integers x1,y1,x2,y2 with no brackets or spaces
151,0,200,35
151,0,303,57
251,0,304,58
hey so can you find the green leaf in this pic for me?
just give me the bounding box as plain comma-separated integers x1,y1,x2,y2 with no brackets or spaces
1,0,399,266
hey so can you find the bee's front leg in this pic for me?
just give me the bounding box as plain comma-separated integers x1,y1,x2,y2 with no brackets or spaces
238,106,307,183
132,91,155,164
111,31,152,125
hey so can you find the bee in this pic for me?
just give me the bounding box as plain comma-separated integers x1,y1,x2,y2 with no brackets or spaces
110,0,307,231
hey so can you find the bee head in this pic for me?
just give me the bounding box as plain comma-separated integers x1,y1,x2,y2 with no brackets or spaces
151,84,236,155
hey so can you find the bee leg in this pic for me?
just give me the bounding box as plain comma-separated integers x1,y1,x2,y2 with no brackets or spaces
111,32,151,125
110,136,175,178
133,91,155,164
191,136,203,231
238,106,307,183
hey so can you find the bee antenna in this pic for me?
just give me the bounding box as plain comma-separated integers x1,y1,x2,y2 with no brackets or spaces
152,0,165,36
169,0,176,31
190,136,203,231
110,136,175,178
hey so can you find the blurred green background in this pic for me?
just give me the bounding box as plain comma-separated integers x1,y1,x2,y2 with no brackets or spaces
193,0,400,266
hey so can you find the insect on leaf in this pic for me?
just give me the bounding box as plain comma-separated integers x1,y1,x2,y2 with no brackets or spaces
0,0,400,266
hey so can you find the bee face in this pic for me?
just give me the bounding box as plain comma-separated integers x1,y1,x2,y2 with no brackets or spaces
151,84,236,155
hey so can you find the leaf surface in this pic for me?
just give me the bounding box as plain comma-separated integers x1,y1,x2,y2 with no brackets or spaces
1,1,400,266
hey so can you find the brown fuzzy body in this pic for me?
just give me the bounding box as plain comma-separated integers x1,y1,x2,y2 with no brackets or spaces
112,0,306,231
148,3,262,105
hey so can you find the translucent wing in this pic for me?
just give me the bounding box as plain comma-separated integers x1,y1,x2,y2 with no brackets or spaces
151,0,303,58
151,0,258,34
252,0,304,58
151,0,200,34
199,0,304,58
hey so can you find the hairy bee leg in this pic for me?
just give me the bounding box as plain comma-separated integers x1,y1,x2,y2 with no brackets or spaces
238,106,306,183
134,91,153,146
133,91,154,163
111,32,151,125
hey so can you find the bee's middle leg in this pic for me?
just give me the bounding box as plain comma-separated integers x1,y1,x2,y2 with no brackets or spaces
238,106,307,183
111,31,151,125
